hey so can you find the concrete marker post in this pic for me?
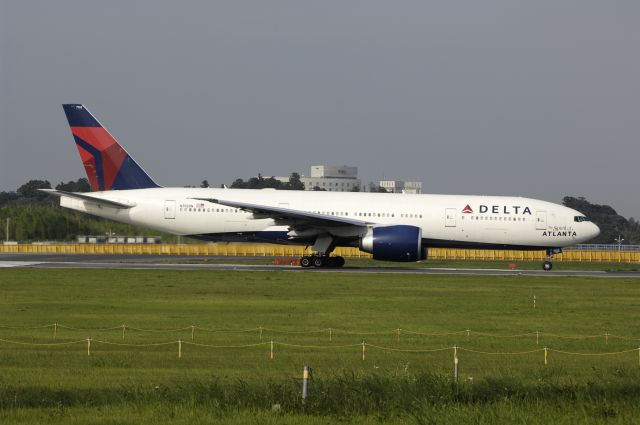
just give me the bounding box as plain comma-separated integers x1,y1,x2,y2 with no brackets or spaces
397,328,401,343
191,325,195,341
178,340,182,359
329,328,332,343
605,331,609,345
536,330,539,345
54,322,58,340
86,338,91,356
453,345,459,383
362,341,365,361
122,324,126,340
544,347,548,365
270,340,274,360
302,365,310,404
260,326,263,342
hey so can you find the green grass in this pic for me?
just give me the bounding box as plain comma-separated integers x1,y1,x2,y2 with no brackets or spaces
1,268,640,423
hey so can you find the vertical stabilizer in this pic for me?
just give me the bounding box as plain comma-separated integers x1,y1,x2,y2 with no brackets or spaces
62,104,160,191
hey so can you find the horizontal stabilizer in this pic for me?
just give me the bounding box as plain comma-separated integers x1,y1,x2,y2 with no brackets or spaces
41,189,136,209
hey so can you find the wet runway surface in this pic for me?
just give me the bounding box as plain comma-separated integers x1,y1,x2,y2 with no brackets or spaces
0,253,638,278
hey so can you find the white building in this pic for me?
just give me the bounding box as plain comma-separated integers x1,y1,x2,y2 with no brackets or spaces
302,165,361,192
275,165,361,192
379,180,423,194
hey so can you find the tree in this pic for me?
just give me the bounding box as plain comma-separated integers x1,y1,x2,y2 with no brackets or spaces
56,178,90,192
16,180,52,200
287,172,305,190
200,180,210,188
229,173,305,190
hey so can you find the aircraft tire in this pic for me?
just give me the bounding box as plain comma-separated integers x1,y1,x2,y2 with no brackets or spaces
312,256,324,268
334,256,345,268
543,261,553,271
300,256,312,268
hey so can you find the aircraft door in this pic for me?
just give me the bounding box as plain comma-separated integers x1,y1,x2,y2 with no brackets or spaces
164,200,176,219
535,211,547,230
445,208,456,227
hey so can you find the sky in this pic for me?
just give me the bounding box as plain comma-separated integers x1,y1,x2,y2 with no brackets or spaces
1,1,639,221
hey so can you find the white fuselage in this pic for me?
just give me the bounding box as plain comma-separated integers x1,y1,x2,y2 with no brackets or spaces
59,188,600,250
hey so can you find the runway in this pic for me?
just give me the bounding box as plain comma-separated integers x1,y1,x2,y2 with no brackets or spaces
0,253,638,277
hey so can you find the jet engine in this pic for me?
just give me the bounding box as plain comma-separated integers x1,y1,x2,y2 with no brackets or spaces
359,225,427,262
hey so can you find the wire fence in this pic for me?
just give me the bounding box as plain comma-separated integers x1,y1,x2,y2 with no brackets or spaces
1,336,639,369
3,322,640,341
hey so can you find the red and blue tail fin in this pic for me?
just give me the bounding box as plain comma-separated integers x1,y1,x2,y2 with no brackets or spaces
62,104,160,191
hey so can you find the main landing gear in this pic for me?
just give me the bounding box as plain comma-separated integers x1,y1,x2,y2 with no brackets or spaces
542,248,562,271
299,255,345,268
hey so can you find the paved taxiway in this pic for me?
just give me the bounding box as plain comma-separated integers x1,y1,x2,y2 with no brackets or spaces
0,253,638,278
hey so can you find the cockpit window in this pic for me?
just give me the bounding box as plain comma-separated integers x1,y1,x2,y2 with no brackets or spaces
574,216,590,222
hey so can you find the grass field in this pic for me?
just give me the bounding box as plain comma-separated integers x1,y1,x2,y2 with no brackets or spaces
1,268,640,424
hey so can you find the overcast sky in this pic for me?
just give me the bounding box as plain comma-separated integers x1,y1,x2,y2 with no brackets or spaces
1,1,639,220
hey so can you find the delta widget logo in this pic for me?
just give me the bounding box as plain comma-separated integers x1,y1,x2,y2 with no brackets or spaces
462,205,473,214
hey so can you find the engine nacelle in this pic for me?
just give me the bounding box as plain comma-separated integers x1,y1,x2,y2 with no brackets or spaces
359,225,427,262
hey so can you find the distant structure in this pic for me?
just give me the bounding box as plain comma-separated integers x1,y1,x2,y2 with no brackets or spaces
303,166,361,192
379,180,423,194
276,165,361,192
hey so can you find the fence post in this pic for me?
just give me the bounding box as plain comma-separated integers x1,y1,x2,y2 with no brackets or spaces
544,347,548,365
178,340,182,358
396,328,401,343
533,295,536,309
605,331,609,345
302,365,310,404
122,324,126,340
86,338,91,356
191,325,195,341
362,341,366,361
260,326,263,342
466,329,470,339
54,322,58,339
329,328,332,343
536,330,539,345
453,345,459,382
270,340,274,360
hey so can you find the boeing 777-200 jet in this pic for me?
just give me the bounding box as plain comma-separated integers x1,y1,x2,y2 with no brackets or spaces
43,104,600,270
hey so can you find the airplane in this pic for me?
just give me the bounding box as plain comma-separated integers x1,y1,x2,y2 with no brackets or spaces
43,104,601,271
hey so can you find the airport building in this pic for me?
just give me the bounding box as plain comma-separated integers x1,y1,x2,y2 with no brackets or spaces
276,165,361,192
379,180,423,194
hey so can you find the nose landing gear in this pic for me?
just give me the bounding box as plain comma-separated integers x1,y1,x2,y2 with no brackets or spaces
542,248,562,271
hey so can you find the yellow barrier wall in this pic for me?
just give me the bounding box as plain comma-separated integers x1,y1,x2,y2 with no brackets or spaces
1,243,639,263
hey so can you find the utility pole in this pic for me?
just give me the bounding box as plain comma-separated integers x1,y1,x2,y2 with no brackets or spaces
614,235,624,252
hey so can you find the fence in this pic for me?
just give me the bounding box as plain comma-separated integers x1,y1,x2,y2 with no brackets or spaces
2,323,640,367
1,243,639,263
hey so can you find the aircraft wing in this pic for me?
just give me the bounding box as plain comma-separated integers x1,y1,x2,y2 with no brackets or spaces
41,189,136,209
190,197,370,227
